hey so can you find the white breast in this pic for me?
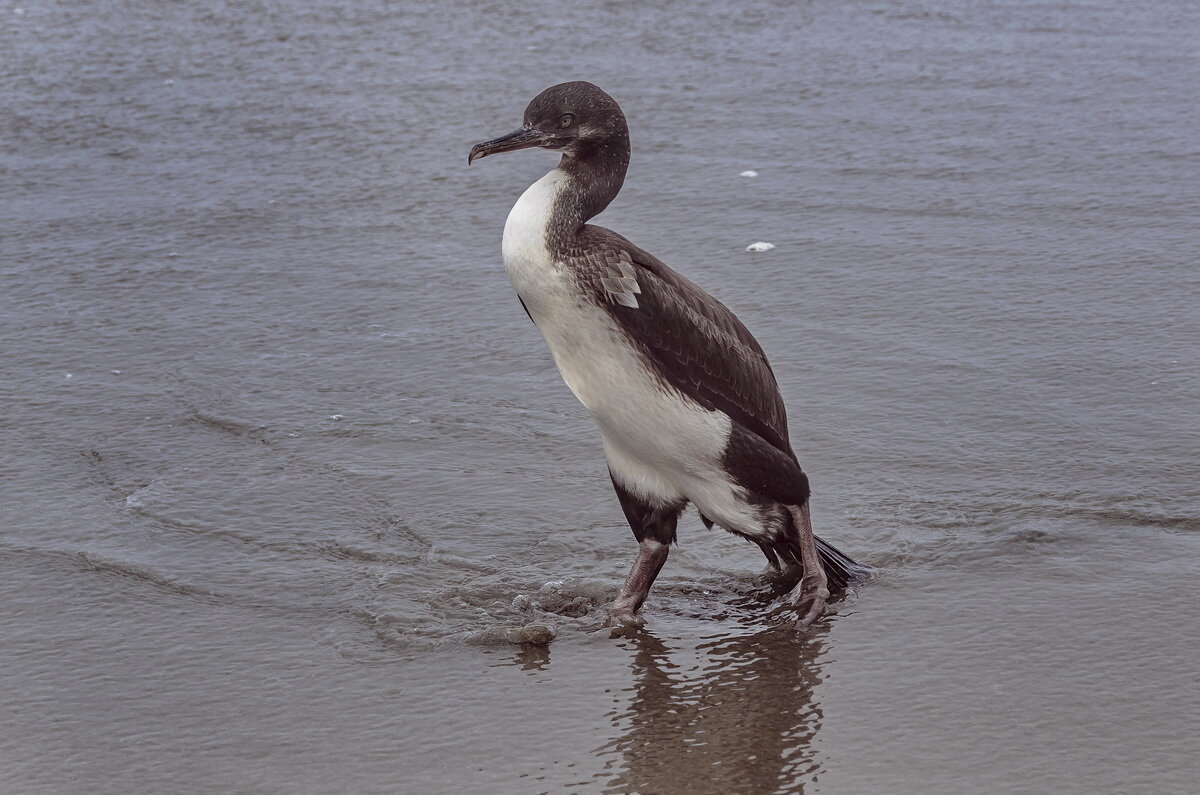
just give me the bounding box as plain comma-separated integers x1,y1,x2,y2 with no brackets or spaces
501,169,751,529
502,169,566,285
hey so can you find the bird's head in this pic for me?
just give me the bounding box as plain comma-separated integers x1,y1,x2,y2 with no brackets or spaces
468,81,628,165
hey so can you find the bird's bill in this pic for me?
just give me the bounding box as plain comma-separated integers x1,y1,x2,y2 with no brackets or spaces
468,126,547,165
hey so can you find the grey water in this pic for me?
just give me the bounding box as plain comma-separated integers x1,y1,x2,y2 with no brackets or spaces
2,0,1198,791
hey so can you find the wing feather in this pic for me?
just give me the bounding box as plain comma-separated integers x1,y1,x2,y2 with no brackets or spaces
570,226,794,458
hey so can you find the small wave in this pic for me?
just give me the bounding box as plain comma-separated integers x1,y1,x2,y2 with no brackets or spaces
421,549,506,575
74,551,224,603
311,540,423,565
466,624,557,646
1051,506,1200,532
420,570,865,645
436,577,613,619
422,576,622,645
189,408,266,437
957,491,1199,533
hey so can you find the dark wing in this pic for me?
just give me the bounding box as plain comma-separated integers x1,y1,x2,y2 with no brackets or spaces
571,226,794,458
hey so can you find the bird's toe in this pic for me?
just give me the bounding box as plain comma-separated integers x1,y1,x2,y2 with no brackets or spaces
789,574,830,632
604,607,645,629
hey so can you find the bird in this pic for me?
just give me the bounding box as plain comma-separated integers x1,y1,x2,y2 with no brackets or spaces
469,81,864,630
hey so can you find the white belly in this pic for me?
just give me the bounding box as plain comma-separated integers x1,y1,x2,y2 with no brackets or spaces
501,169,763,535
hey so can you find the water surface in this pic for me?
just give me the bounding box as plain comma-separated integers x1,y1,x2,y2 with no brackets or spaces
2,0,1198,791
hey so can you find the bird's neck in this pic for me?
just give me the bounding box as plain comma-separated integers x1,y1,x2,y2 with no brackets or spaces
549,134,630,237
503,135,630,268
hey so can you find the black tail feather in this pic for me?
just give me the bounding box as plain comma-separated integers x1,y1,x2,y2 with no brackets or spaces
815,534,869,593
716,506,869,594
754,528,868,594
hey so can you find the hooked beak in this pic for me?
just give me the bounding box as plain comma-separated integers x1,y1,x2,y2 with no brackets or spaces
468,126,549,165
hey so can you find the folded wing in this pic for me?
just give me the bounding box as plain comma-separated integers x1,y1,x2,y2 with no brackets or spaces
571,226,795,460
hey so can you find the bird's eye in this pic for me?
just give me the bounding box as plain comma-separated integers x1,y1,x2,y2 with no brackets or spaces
559,113,575,128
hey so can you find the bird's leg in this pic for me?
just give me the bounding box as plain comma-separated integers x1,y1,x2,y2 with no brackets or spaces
608,539,670,626
607,475,683,627
786,502,829,631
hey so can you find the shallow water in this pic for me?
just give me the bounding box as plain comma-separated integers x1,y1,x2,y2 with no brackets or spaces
2,0,1198,791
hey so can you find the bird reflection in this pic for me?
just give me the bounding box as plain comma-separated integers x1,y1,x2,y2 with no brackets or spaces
602,617,830,794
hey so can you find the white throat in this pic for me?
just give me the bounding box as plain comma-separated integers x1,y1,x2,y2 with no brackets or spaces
502,168,568,271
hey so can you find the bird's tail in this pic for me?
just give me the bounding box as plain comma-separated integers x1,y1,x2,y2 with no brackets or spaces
815,535,869,593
